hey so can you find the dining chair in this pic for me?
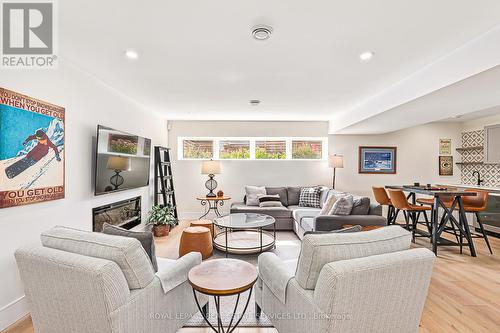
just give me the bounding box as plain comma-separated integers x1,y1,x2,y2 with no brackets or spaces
387,189,432,241
372,187,397,224
461,189,492,254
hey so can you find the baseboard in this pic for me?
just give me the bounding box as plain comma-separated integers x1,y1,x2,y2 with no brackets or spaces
0,296,28,332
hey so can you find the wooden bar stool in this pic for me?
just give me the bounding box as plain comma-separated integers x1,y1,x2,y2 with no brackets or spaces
372,187,397,225
387,189,432,242
462,189,492,254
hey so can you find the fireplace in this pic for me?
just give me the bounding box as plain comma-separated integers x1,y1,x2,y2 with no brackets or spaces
92,196,142,232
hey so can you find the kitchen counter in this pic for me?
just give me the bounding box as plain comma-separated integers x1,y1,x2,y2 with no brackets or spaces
441,184,500,195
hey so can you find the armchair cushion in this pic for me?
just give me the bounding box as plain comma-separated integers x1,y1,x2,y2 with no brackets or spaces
156,252,202,294
295,226,411,290
41,225,155,290
258,253,296,304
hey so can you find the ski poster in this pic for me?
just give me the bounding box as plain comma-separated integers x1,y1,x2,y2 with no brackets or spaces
0,88,65,208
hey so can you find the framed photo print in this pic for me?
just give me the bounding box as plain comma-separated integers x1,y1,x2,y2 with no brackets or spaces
439,156,453,176
359,146,397,174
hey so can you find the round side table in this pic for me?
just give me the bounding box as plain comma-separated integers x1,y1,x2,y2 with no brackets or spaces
196,196,231,219
188,259,258,333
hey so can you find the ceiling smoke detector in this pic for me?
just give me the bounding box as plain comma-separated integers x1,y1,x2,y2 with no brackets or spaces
250,100,261,106
252,25,273,41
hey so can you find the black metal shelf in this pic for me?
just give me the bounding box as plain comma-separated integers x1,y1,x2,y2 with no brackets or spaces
456,146,483,153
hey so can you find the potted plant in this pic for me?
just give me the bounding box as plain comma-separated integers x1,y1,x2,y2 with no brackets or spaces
147,204,177,237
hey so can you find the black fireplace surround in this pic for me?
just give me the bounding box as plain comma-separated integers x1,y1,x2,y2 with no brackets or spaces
92,196,142,232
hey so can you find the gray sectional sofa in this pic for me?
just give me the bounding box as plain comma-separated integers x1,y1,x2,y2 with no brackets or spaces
230,186,387,239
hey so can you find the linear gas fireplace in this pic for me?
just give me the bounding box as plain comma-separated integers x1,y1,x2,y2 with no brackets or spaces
92,196,142,232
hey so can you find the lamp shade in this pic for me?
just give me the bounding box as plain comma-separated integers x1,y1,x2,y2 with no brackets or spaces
329,154,344,168
106,156,131,171
201,160,221,174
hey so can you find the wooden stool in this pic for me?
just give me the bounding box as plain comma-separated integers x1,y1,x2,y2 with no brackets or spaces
343,224,384,232
179,227,213,259
190,219,214,238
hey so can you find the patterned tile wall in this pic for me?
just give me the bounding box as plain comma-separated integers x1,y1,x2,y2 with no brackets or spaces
460,130,500,187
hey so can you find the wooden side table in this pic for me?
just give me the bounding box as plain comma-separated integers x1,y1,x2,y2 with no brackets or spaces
188,259,258,333
196,196,231,219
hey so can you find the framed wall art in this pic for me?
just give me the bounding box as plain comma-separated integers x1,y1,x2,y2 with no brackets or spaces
0,88,65,208
359,146,397,174
439,156,453,176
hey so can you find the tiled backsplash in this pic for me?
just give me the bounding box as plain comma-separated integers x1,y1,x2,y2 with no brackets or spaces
460,130,500,187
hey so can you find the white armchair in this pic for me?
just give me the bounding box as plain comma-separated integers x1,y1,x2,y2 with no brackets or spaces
15,226,207,333
255,226,435,333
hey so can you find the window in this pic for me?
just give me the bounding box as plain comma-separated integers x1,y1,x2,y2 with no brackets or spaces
182,140,213,159
292,140,323,159
178,137,327,160
255,140,286,159
219,140,250,159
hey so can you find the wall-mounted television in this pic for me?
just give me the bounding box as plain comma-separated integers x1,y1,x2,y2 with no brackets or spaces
94,125,152,195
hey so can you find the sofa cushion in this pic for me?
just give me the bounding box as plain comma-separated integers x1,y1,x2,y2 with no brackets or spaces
329,195,354,215
295,226,412,290
289,205,321,223
41,226,155,290
351,196,371,215
230,203,292,218
245,186,266,206
319,187,331,208
299,187,322,208
102,223,158,272
266,187,288,206
303,224,362,236
287,186,302,206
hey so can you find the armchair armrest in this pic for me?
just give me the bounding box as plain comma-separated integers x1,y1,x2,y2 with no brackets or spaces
314,215,387,232
258,252,295,304
155,252,202,294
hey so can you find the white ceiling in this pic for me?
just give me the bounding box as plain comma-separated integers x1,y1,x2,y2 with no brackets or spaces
59,0,500,129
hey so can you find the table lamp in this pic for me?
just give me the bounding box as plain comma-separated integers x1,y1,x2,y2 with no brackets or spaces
107,156,130,190
201,159,221,197
329,154,344,189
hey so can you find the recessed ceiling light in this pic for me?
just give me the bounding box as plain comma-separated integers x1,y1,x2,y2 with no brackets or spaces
359,51,374,61
125,50,139,60
252,25,273,41
250,99,261,106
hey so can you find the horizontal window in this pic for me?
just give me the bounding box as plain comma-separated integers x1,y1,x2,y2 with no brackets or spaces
256,140,286,159
292,140,323,159
182,140,213,159
219,140,250,159
178,137,327,160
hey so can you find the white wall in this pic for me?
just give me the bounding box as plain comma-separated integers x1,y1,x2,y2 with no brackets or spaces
168,121,331,217
330,122,462,198
0,61,167,330
461,113,500,132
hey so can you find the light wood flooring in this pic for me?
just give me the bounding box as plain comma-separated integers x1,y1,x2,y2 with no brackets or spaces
3,220,500,333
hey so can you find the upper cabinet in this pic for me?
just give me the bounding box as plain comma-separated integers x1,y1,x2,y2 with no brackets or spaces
485,124,500,164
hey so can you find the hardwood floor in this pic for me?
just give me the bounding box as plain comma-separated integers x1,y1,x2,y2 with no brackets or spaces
3,220,500,333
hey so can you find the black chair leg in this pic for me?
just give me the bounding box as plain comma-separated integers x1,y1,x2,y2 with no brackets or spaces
386,205,393,225
403,211,409,230
476,212,493,254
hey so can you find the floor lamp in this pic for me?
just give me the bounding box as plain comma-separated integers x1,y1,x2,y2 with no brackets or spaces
329,154,344,189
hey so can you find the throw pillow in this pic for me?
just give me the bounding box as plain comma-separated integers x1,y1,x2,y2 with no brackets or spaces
102,223,158,272
260,201,283,207
298,186,322,208
329,195,354,215
258,194,281,203
319,194,338,215
245,186,266,206
303,225,362,236
350,196,371,215
265,187,288,206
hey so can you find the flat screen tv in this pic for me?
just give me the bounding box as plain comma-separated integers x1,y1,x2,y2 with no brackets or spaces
94,125,152,195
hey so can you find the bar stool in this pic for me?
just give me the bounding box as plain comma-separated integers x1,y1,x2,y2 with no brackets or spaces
387,189,432,241
372,187,397,224
462,189,492,254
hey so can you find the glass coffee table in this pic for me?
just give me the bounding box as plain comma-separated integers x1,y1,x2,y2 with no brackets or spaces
213,213,276,257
